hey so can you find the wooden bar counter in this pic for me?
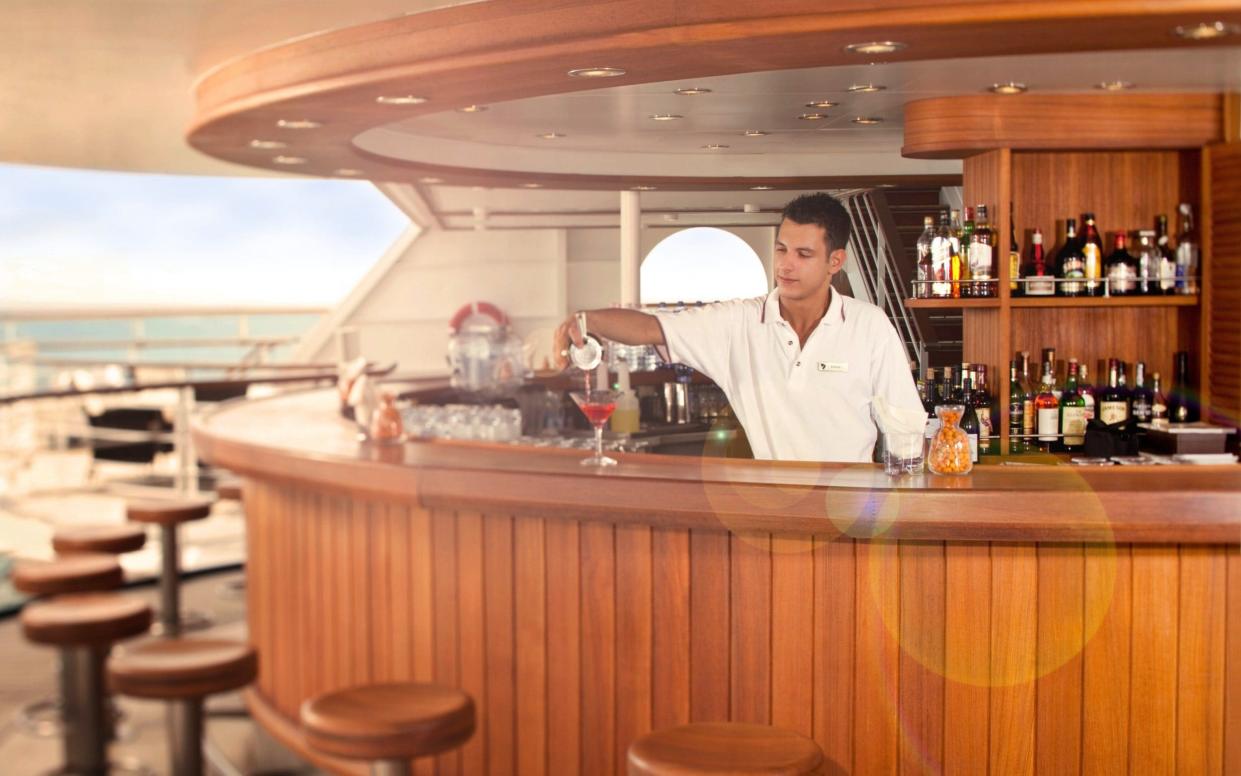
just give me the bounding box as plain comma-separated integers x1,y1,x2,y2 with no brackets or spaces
194,388,1241,775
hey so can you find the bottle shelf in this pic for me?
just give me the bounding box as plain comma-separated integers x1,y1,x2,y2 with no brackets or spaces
904,298,1002,309
1010,295,1198,308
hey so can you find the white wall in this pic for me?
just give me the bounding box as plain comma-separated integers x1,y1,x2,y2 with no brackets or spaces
311,223,777,373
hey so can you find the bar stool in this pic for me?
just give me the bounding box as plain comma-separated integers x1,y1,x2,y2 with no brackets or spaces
126,497,213,636
21,593,153,775
12,554,127,738
12,554,124,597
300,683,476,776
53,523,148,556
627,722,827,776
108,638,258,776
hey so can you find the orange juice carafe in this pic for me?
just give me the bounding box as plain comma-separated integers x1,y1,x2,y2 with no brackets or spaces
928,404,973,475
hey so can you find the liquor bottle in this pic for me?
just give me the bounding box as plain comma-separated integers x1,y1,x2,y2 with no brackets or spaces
915,216,934,298
1081,213,1105,297
1176,203,1199,295
1059,359,1088,452
921,367,936,416
1024,229,1053,296
959,208,975,298
931,213,953,298
969,204,995,297
1019,351,1036,444
960,377,981,463
1098,359,1130,425
1078,362,1096,422
975,364,994,454
1042,347,1061,398
1035,363,1060,452
949,209,963,299
1130,361,1154,423
1057,218,1086,297
1150,371,1169,426
1105,232,1139,296
1009,204,1021,296
1167,350,1198,422
1156,214,1177,294
1008,360,1025,454
1133,230,1159,295
940,365,954,405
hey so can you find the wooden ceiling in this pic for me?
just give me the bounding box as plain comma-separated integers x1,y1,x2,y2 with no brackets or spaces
188,0,1241,188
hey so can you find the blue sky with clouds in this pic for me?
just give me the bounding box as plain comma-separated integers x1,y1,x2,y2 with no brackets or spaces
0,164,409,309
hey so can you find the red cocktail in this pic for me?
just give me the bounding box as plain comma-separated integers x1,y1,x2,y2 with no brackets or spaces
570,390,622,467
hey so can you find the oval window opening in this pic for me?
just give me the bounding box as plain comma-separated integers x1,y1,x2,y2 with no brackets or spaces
640,227,767,305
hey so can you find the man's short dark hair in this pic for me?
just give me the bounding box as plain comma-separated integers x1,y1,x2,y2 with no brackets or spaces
781,193,852,254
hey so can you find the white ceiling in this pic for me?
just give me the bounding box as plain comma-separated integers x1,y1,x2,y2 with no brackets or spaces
2,1,1238,187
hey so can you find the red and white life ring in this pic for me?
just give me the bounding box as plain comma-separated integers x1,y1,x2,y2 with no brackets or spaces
449,301,509,333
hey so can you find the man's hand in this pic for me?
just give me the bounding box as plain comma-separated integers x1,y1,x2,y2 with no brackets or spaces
552,312,587,371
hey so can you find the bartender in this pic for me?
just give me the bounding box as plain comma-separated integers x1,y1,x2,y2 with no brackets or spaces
553,193,923,462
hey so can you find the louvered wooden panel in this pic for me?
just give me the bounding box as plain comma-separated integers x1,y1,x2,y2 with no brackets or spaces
1205,143,1241,426
243,484,1237,776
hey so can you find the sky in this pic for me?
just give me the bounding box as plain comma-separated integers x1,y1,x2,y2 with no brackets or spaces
0,164,409,310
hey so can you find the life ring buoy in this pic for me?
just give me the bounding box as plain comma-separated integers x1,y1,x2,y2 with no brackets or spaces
449,301,509,332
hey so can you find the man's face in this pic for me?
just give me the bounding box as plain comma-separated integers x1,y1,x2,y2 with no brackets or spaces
773,218,846,302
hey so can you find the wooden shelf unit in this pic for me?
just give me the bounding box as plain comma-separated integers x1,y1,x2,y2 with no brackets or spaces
903,93,1241,453
904,297,1001,309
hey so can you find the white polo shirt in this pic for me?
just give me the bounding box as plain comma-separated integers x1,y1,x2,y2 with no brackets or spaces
653,288,923,462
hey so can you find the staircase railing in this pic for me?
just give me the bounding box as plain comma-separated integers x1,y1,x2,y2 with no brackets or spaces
837,189,927,371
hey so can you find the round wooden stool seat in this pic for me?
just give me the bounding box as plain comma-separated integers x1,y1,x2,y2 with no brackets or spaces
126,497,213,526
108,638,257,699
300,682,475,762
627,722,826,776
52,524,147,555
21,593,152,647
12,554,123,596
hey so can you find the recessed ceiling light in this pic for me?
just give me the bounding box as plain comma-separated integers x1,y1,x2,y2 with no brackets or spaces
798,113,828,121
248,139,287,150
520,182,542,188
674,87,712,95
805,100,839,109
749,185,774,190
535,132,566,139
702,144,730,150
458,104,489,113
848,84,886,93
875,183,898,188
844,41,906,55
742,130,769,137
650,113,684,121
989,82,1028,95
568,67,627,78
419,177,443,184
275,119,321,129
1095,80,1135,91
852,116,884,125
376,95,428,105
272,155,307,165
631,185,658,191
334,168,362,176
1173,21,1240,40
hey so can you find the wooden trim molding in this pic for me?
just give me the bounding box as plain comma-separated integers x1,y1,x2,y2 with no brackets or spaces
186,0,1241,185
903,93,1225,159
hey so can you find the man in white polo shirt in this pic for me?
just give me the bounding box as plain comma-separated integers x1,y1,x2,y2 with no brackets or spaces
553,193,923,462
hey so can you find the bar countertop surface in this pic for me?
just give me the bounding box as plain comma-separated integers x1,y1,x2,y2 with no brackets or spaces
192,386,1241,544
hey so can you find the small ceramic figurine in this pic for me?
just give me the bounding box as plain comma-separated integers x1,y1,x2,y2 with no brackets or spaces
370,391,403,443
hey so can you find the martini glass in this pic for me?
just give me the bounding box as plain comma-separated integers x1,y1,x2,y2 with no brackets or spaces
570,390,622,467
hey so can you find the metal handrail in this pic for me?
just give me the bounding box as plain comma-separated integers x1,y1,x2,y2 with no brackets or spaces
838,190,927,368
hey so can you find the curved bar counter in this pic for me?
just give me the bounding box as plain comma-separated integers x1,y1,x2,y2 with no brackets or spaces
195,387,1241,775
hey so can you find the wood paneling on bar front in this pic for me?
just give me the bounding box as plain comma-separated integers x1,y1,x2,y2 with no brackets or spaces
241,479,1241,775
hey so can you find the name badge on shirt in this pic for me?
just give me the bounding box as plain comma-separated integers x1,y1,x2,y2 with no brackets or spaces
818,361,848,373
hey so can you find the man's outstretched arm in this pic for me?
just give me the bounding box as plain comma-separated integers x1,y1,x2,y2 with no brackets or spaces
552,309,665,370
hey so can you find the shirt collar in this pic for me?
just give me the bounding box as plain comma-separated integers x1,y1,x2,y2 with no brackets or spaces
760,286,846,327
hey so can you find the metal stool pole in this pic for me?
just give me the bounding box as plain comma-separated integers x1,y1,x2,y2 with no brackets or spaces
159,523,181,637
371,760,412,776
61,646,108,775
169,698,205,776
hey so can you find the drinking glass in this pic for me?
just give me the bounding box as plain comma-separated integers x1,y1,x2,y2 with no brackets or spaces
570,390,622,467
